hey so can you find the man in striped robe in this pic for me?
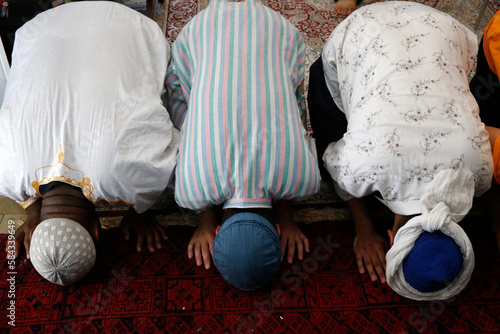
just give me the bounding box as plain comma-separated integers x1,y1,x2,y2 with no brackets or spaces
166,0,320,291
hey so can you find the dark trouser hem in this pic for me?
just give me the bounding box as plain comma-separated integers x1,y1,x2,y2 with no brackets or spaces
307,56,348,178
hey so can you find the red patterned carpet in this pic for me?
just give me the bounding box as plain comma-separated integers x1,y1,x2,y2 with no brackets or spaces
1,217,499,333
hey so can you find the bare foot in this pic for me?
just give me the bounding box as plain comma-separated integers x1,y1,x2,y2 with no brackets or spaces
335,0,357,16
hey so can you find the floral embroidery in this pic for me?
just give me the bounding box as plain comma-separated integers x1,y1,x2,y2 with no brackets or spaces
400,107,433,124
336,48,347,66
432,51,452,76
393,57,425,72
361,65,376,86
442,99,464,130
364,110,381,130
339,78,352,100
353,92,372,111
356,139,376,155
330,164,352,180
386,19,412,30
382,186,397,201
352,49,369,69
359,8,376,20
351,164,388,186
468,135,484,150
449,154,466,170
446,38,459,52
351,25,367,44
454,85,469,97
475,164,492,187
421,13,442,30
411,78,439,97
353,81,395,111
467,55,476,74
451,21,461,32
383,129,404,158
403,163,442,184
375,82,395,104
419,131,451,155
369,35,388,57
391,4,410,16
401,33,429,50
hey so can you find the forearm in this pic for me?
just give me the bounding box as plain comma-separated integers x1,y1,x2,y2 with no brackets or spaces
274,199,293,227
25,198,42,222
197,208,219,229
13,198,42,259
345,197,376,235
348,197,388,282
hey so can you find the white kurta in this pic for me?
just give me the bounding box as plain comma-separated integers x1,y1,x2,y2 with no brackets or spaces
0,2,179,213
322,1,493,215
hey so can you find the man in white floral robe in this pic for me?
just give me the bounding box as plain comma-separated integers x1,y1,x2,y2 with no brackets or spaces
308,1,493,297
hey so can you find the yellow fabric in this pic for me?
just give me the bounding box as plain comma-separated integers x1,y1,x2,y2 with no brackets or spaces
19,197,39,209
483,11,500,76
494,136,500,184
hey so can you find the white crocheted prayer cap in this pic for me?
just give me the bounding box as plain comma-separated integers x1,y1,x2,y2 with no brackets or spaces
386,169,475,301
30,218,96,286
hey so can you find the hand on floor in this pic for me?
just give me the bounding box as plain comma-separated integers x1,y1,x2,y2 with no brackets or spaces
10,216,40,260
334,0,357,16
8,199,42,260
188,208,218,270
187,224,216,269
353,231,388,283
121,209,167,252
279,221,310,264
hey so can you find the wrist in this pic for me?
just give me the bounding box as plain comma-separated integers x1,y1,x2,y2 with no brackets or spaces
198,210,219,229
353,218,376,235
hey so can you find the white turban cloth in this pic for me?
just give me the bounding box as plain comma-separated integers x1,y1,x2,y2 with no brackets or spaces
30,218,97,286
386,169,476,301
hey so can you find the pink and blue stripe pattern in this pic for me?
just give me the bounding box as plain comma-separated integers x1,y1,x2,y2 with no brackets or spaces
166,0,320,211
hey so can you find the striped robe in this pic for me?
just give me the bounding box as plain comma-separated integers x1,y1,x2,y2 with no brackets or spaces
166,0,320,211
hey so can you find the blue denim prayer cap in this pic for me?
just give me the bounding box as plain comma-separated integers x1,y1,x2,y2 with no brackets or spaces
212,212,281,291
402,231,463,293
